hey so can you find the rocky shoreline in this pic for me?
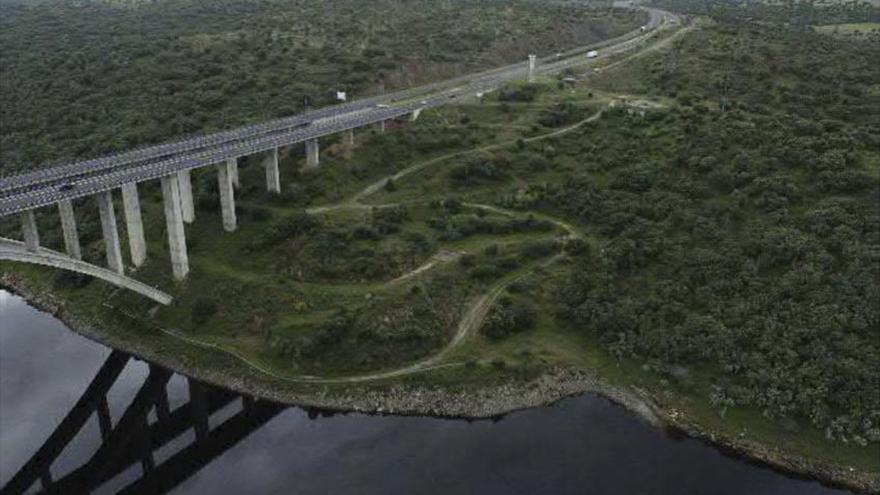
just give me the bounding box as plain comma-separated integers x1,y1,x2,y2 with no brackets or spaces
2,272,877,494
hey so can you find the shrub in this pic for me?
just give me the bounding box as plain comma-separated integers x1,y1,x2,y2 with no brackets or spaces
482,296,538,340
498,83,542,102
54,271,92,289
519,240,558,259
448,159,507,185
459,254,477,268
564,238,589,256
191,298,218,325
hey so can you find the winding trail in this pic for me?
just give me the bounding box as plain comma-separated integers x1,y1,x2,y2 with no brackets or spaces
387,250,462,286
158,123,593,383
149,23,684,384
359,110,605,202
463,203,583,241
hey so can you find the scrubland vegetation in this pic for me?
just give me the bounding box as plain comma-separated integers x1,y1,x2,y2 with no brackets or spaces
1,0,878,487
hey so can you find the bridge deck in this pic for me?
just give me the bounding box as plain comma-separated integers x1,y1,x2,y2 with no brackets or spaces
0,8,669,217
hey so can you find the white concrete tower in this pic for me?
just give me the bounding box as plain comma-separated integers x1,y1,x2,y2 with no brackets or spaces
528,54,537,82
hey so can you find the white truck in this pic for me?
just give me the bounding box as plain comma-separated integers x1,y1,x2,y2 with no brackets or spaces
586,50,599,59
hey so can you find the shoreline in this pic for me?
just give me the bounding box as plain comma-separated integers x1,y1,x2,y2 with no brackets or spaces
2,273,877,494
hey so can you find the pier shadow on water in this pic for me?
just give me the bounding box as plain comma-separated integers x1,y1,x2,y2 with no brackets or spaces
2,349,294,494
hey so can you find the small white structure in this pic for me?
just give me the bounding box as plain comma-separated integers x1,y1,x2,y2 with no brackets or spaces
528,54,537,82
587,50,599,59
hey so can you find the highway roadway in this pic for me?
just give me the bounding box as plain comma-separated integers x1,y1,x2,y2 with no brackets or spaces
0,7,676,217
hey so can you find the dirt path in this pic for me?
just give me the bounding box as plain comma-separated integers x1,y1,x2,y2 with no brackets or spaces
387,250,462,286
161,109,607,384
343,109,606,207
155,28,683,384
463,203,583,240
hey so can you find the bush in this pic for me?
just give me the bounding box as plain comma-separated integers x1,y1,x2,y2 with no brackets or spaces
191,298,218,325
442,197,463,213
459,254,477,268
470,264,503,280
498,83,542,102
519,240,558,259
564,238,589,256
54,271,93,289
448,159,507,185
482,296,538,340
248,212,318,250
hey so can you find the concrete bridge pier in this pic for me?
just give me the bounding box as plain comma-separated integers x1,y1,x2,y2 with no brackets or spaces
305,138,320,168
378,120,386,133
20,210,39,252
229,158,240,188
57,199,82,260
345,129,355,148
218,160,237,232
160,175,189,280
177,170,195,223
528,54,537,83
96,191,124,275
121,183,147,267
264,148,280,193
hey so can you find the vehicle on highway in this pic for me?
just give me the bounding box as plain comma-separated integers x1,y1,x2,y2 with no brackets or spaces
587,50,599,59
376,104,390,108
58,183,76,192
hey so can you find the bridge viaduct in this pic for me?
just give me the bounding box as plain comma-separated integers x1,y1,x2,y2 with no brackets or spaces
0,8,674,305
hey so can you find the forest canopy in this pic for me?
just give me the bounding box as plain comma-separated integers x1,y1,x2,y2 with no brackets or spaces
0,0,643,172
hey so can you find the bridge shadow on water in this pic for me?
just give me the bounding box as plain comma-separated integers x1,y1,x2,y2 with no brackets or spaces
0,350,333,495
0,344,856,495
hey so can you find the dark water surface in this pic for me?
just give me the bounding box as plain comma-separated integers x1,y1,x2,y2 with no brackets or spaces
0,291,851,494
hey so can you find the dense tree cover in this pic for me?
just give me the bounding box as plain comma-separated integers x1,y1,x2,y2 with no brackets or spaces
0,0,643,171
653,0,880,26
501,23,880,443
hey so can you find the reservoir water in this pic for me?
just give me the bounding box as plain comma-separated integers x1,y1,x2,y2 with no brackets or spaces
0,290,851,494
